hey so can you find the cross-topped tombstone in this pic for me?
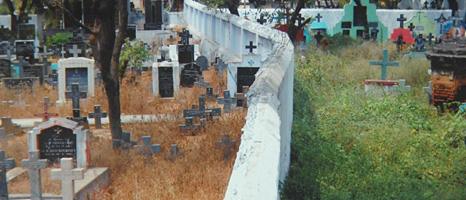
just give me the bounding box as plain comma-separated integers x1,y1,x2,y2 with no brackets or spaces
257,15,266,25
315,13,323,22
88,105,107,129
235,86,249,108
369,49,399,80
35,97,59,122
66,83,87,120
430,0,437,9
245,41,257,54
51,158,84,200
0,128,6,147
0,150,15,199
397,14,407,28
216,135,235,161
136,136,161,157
179,29,192,45
179,117,201,132
205,86,216,99
68,44,82,58
217,90,237,113
22,151,47,200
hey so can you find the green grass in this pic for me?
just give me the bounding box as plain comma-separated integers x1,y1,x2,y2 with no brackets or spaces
281,43,466,200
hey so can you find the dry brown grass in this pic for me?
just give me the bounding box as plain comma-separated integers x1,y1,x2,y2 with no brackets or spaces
2,67,245,199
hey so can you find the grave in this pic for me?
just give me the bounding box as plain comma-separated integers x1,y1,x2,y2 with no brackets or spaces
144,0,164,30
309,13,328,35
15,40,35,60
0,117,22,135
390,14,415,46
217,90,237,113
57,57,95,104
21,150,47,200
135,136,161,157
34,97,59,122
333,0,388,42
180,63,201,87
196,56,209,71
183,95,221,120
228,42,261,94
88,105,107,129
152,61,180,98
28,118,89,168
369,49,399,80
50,158,85,200
0,150,15,199
404,11,436,37
66,83,88,124
0,59,11,78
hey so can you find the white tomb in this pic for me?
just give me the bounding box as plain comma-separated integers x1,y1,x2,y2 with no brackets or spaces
227,53,262,94
28,118,89,168
152,61,181,98
57,57,96,104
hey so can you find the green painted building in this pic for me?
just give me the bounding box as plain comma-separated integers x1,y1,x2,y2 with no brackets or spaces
333,0,388,42
404,11,436,37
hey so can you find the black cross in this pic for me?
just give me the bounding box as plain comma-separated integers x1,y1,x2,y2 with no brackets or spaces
397,14,407,28
180,29,192,45
430,0,437,9
257,15,266,25
284,9,292,23
183,95,221,120
179,117,201,133
435,13,446,23
245,41,257,54
315,13,323,22
217,90,237,113
427,33,435,45
88,105,107,129
0,150,15,199
423,1,429,9
408,23,416,32
297,14,305,26
65,83,87,118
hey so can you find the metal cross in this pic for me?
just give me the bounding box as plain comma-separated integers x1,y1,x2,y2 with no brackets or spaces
50,158,84,200
217,90,237,113
136,136,161,157
0,150,15,199
88,105,107,129
34,97,59,122
257,15,266,25
297,14,305,26
423,1,429,9
180,29,192,45
216,135,235,161
397,14,407,28
21,151,48,200
369,49,399,80
408,23,416,32
315,13,323,22
65,83,87,119
68,44,82,58
245,41,257,54
179,117,201,133
183,95,221,120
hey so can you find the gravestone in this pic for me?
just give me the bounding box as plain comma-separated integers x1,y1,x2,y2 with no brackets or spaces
57,57,95,104
0,150,15,199
66,83,87,123
369,49,399,80
169,144,180,160
152,61,180,98
179,117,201,132
28,118,88,168
15,40,35,59
196,56,209,71
136,136,161,157
333,0,388,42
310,13,328,35
180,63,201,87
144,0,163,30
228,52,261,94
67,44,83,58
178,45,194,64
51,158,84,200
183,95,221,120
88,105,107,129
217,90,237,113
17,23,36,40
21,150,47,200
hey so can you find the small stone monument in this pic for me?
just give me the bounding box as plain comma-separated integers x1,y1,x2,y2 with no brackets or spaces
51,158,84,200
88,105,107,129
152,61,180,98
57,57,95,104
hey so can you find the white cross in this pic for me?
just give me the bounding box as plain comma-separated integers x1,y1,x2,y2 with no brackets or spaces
68,45,82,58
61,46,66,58
21,151,47,200
51,158,84,200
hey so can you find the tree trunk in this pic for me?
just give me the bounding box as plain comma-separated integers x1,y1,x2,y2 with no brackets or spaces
4,0,17,34
227,0,240,16
287,0,305,42
94,0,127,146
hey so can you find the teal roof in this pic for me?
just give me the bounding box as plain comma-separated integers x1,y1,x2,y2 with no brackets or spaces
310,21,328,30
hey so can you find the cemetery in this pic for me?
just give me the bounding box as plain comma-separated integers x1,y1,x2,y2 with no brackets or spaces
0,0,465,199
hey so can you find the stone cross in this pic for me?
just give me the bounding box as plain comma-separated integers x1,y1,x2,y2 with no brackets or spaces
427,33,435,45
68,45,82,58
235,86,249,108
408,23,416,32
35,97,59,122
315,13,323,22
217,90,237,113
0,150,15,199
369,49,399,80
88,105,107,129
65,83,87,119
257,15,266,25
60,46,66,58
397,14,407,28
179,117,201,132
297,14,305,26
136,136,161,157
22,151,47,200
51,158,84,200
245,41,257,54
183,95,221,120
216,135,235,161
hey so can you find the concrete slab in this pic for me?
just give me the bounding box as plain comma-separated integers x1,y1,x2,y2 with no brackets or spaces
75,167,110,200
6,167,26,182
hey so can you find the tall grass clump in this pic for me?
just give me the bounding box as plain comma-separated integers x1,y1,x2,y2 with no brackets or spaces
282,44,466,200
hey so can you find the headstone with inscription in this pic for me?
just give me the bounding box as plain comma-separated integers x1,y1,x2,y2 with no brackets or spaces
57,57,95,104
152,61,180,98
28,118,88,168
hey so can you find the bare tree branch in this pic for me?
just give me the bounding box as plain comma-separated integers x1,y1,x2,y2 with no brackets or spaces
43,0,96,35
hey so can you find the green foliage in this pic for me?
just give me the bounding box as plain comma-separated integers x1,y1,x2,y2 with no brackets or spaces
119,39,151,78
46,32,72,47
282,44,466,200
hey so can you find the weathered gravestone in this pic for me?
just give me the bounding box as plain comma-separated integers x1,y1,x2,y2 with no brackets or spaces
15,40,35,59
88,105,107,129
196,56,209,71
0,150,15,199
152,61,180,98
66,83,87,124
178,44,194,64
179,117,201,133
183,95,221,120
57,57,95,104
28,118,88,168
180,63,201,87
144,0,163,30
333,0,388,42
21,150,47,200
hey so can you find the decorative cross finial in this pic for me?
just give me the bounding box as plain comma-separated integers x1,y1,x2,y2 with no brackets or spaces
369,49,399,80
0,150,15,199
408,23,416,32
397,14,407,28
315,13,323,22
297,14,305,26
22,151,48,200
68,44,82,58
88,105,107,129
423,1,429,9
245,41,257,54
217,90,237,113
50,158,84,200
257,15,266,25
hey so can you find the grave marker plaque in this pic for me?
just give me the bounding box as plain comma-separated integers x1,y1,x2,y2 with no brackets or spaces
237,67,259,93
178,45,194,64
159,67,174,97
65,68,88,94
38,125,77,162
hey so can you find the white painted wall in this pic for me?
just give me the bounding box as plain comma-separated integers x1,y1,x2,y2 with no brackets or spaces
183,0,294,199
